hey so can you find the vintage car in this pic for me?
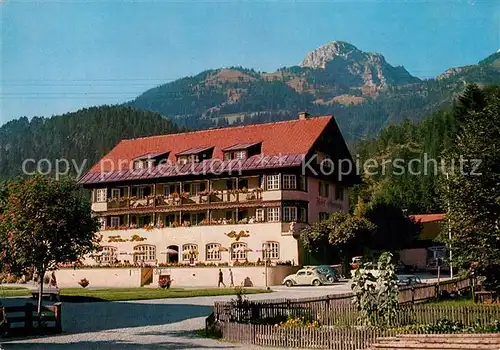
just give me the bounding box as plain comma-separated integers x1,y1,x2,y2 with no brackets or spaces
397,275,424,286
304,265,339,283
282,268,327,287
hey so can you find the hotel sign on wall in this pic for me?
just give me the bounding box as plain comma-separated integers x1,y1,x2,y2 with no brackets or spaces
225,230,250,241
316,197,343,211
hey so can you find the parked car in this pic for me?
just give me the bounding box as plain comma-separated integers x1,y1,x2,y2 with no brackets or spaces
282,269,327,287
350,256,363,270
351,262,380,278
397,275,424,286
304,265,339,283
395,261,416,274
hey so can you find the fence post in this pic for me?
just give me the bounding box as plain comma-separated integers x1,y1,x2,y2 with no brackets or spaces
53,302,62,333
435,283,440,300
24,303,33,333
411,286,415,304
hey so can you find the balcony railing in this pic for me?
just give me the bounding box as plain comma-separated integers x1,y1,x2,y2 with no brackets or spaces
104,188,265,210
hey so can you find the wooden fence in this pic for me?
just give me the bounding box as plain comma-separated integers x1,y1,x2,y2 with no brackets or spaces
214,277,473,324
209,277,490,349
220,322,398,350
0,302,62,338
214,304,500,349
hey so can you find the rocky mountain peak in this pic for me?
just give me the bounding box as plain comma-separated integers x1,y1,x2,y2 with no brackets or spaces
300,41,378,69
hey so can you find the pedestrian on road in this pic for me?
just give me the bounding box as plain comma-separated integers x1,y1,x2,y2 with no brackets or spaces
229,268,234,287
218,269,226,288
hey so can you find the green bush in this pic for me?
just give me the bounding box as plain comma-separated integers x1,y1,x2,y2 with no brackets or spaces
392,318,500,334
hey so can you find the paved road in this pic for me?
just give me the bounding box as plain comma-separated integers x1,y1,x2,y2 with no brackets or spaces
0,283,351,349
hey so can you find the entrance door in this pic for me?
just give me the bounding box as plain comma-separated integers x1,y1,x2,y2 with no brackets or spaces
167,245,179,263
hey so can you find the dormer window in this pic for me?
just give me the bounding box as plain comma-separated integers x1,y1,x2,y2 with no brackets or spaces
176,147,213,164
133,151,169,170
134,160,144,170
222,142,261,161
235,150,246,160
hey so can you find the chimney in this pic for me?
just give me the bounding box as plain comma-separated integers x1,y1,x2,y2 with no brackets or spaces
298,111,310,120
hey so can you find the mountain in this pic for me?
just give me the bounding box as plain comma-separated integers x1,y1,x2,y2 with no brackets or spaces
1,41,499,181
0,106,181,179
300,41,420,90
128,41,500,140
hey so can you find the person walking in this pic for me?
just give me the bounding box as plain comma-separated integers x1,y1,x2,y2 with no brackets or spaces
229,268,234,287
218,268,226,288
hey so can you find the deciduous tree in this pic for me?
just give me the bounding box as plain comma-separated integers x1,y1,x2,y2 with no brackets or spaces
0,175,100,316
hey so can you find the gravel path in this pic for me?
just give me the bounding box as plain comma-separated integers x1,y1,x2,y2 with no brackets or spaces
0,284,351,349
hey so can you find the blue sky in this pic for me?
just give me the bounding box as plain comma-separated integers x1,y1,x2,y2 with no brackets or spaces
1,0,499,125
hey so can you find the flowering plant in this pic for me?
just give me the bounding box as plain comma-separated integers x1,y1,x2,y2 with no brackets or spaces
78,278,89,288
158,275,173,289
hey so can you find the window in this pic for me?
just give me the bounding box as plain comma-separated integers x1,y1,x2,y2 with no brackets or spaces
319,212,330,221
319,182,330,197
231,242,248,260
133,186,151,199
110,216,120,227
224,152,232,161
190,213,205,225
299,176,307,191
189,182,205,195
133,160,144,170
178,156,188,165
283,207,297,222
99,246,117,264
182,244,198,261
134,245,156,262
256,208,265,222
98,217,106,230
234,150,246,160
96,189,107,203
262,242,279,260
296,271,306,277
163,184,171,196
335,186,344,201
266,174,280,190
282,175,297,190
111,188,120,199
138,186,145,199
238,179,248,190
299,207,307,223
190,183,201,195
206,243,221,261
267,207,280,222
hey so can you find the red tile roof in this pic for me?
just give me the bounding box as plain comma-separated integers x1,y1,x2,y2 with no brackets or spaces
410,214,446,223
79,154,306,185
87,116,333,174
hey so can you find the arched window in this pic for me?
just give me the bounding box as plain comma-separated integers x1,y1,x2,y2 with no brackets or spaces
134,244,156,262
231,242,248,260
99,246,117,264
262,241,279,260
206,243,221,261
182,243,198,261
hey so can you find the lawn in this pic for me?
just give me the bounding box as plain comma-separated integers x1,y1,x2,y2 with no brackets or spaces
0,286,32,297
0,286,272,302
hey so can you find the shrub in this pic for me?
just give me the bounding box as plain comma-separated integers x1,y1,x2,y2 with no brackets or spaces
275,315,320,329
392,319,500,334
78,278,89,288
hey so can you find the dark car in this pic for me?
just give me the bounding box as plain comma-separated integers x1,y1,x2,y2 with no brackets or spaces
397,275,424,286
307,265,339,283
395,261,416,274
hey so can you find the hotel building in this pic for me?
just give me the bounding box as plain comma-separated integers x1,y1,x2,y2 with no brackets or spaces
78,112,357,266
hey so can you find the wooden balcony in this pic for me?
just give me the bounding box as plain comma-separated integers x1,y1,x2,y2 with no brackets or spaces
97,189,266,213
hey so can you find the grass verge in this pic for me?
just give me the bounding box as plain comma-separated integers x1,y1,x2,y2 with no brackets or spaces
1,286,271,302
